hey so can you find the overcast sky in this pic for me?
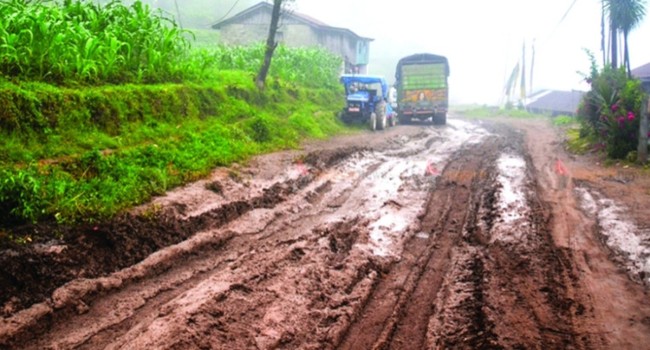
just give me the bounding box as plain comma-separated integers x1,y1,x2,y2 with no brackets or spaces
293,0,650,105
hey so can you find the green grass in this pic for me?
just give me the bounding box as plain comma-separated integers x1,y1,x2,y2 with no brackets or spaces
0,0,349,236
565,127,597,155
0,71,346,226
551,115,578,127
454,106,545,119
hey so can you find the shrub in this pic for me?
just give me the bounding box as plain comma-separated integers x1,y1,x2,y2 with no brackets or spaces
577,51,646,159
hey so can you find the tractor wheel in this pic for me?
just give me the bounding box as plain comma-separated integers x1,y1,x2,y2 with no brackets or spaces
376,101,387,130
369,112,377,131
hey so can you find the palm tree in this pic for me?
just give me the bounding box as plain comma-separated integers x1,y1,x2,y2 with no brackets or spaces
604,0,646,76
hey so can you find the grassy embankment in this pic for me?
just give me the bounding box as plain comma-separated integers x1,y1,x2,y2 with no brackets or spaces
0,0,346,234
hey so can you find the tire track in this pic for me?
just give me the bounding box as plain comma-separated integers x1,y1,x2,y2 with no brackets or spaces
337,139,497,350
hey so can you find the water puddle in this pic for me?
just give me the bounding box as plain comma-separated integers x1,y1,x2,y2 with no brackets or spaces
491,153,530,243
576,187,650,284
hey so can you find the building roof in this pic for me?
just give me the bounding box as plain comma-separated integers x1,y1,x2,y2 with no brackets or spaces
632,62,650,79
526,90,585,115
211,2,372,41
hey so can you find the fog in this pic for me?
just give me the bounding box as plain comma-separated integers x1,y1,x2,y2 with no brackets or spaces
292,0,650,105
149,0,650,106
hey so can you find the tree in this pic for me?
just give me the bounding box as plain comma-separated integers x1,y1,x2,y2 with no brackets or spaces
601,0,607,65
604,0,646,75
255,0,291,89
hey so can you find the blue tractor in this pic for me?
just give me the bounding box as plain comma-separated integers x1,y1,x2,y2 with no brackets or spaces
339,74,397,131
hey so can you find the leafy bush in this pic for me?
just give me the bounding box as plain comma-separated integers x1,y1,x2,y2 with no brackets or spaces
577,51,645,159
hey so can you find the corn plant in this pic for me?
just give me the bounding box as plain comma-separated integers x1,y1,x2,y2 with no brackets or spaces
0,0,190,84
190,44,342,88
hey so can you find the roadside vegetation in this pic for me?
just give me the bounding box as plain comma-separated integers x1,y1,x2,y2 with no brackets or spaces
568,0,648,162
453,105,560,120
574,51,647,161
0,0,344,230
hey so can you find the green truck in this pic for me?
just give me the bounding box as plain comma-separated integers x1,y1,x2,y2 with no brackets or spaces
395,53,450,125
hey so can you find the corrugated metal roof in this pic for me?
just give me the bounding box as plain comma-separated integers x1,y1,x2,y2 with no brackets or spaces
525,90,585,116
632,62,650,79
211,2,372,41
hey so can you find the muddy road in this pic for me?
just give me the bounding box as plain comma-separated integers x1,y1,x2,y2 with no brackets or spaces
2,116,650,349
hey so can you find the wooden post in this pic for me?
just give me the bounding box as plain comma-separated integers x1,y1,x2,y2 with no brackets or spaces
638,97,649,164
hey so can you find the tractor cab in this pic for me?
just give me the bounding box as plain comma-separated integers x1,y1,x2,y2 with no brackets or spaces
339,75,396,131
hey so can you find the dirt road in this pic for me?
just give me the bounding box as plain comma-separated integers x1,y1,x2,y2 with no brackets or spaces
2,116,650,349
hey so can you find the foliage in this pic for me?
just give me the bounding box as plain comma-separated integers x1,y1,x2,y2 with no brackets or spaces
0,72,345,226
603,0,646,72
0,0,190,84
551,115,577,127
456,105,547,119
0,0,346,232
576,52,646,159
0,1,342,89
565,128,598,155
195,44,342,89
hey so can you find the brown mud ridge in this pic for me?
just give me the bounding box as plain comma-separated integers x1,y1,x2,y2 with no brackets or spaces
1,119,650,349
0,147,359,317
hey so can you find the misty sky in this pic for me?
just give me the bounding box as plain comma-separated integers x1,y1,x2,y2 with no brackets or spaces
294,0,650,105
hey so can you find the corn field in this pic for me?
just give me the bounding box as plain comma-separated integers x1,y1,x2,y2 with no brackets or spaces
0,0,189,84
207,44,342,88
0,0,342,87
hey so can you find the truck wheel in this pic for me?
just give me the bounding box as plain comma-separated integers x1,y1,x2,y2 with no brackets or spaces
369,112,377,131
375,101,387,130
433,113,447,125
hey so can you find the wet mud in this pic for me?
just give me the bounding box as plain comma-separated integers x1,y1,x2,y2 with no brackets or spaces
2,118,650,349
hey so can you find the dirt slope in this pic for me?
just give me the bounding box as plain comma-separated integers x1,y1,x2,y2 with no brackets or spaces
2,116,650,349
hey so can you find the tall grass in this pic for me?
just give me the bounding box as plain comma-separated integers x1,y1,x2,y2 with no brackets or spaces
185,44,342,88
0,0,346,230
0,0,189,84
0,1,343,88
0,72,345,226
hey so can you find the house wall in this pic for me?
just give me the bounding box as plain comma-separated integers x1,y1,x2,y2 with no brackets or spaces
218,24,268,45
216,8,370,73
318,31,357,65
282,24,319,47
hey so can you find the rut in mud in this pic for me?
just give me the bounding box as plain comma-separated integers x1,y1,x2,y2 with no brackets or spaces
338,125,589,349
2,118,649,349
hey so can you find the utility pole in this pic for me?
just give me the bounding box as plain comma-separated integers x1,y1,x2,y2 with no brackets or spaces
530,39,535,94
520,41,526,106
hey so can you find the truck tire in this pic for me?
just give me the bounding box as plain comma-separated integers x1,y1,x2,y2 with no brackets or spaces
375,101,387,130
369,112,377,131
433,113,447,125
